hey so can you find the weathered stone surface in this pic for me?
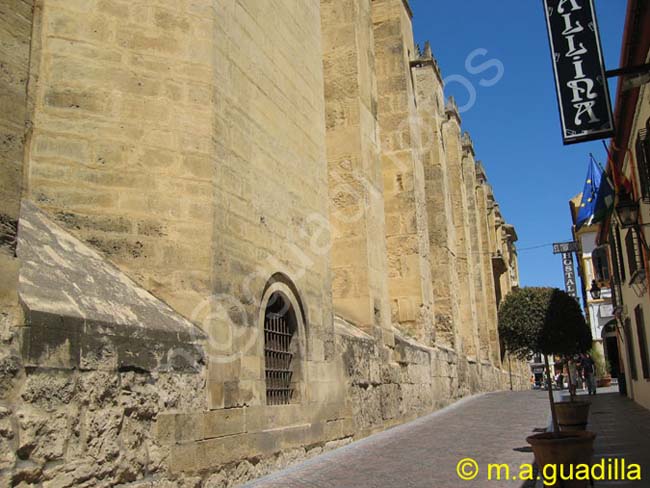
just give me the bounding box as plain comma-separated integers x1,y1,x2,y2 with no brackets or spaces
18,201,205,342
17,202,206,373
0,353,20,395
16,409,68,462
0,0,529,486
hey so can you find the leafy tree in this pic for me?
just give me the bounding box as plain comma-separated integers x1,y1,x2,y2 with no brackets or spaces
498,287,592,432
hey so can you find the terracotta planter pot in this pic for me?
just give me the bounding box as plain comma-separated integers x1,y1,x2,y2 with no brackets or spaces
527,431,596,488
555,400,590,431
597,377,612,387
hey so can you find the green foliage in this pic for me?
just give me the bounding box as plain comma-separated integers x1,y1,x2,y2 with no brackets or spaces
498,287,592,360
589,346,610,378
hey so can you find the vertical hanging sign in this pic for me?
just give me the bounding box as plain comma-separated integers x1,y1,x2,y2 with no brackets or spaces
561,252,579,300
543,0,614,145
553,241,579,300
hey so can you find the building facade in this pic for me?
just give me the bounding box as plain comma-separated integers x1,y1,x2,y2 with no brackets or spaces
568,205,618,379
596,0,650,411
0,0,526,485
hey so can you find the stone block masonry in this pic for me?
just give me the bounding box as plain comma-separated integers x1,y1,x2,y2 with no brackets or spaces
0,0,527,485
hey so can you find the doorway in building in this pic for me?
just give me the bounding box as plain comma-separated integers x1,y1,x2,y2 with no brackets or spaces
604,334,620,379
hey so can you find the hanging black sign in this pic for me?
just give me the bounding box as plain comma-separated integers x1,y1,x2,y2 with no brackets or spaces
543,0,614,145
562,252,579,300
552,241,579,254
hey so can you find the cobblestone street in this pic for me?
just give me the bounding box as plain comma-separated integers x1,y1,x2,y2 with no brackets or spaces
245,390,550,488
245,388,650,488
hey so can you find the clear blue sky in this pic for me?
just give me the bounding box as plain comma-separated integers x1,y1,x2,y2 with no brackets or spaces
411,0,627,289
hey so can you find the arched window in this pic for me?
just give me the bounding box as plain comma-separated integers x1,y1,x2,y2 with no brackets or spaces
260,277,306,406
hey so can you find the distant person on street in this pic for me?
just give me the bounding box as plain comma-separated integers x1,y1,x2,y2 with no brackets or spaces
582,354,597,395
568,357,579,396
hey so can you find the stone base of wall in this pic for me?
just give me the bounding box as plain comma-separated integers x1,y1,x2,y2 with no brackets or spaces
154,322,526,487
0,320,526,488
0,205,528,487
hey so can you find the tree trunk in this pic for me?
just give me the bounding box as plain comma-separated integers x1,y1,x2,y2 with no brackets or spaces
544,354,560,434
566,358,575,402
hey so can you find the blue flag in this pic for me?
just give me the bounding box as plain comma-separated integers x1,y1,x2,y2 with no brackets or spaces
576,157,614,229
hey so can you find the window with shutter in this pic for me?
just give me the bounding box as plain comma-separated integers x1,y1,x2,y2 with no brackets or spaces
625,229,641,278
615,227,626,282
635,128,650,203
591,245,610,282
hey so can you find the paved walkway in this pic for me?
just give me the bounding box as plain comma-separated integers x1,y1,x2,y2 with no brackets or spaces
245,390,550,487
244,387,650,488
571,387,650,487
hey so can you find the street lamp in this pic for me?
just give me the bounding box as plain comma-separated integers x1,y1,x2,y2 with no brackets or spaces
589,280,601,300
615,193,650,254
615,194,640,228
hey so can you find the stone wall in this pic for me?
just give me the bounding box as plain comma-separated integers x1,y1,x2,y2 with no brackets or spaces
372,0,436,345
206,0,333,413
321,0,393,344
0,0,33,354
0,0,530,486
0,202,527,486
23,0,217,319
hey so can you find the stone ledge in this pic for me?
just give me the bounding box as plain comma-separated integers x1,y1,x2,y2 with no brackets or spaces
16,201,205,373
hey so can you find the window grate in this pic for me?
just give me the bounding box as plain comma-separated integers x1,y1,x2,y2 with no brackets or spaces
609,229,622,286
615,227,626,282
636,128,650,203
264,313,294,405
625,228,642,279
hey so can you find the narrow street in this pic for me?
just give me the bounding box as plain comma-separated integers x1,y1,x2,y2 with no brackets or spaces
245,388,650,488
245,390,549,488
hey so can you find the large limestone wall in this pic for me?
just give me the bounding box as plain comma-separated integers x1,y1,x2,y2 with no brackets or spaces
442,103,480,358
206,0,334,411
320,0,393,344
0,0,531,485
22,0,217,318
475,166,501,365
412,48,460,350
0,0,33,338
372,0,435,345
461,135,491,362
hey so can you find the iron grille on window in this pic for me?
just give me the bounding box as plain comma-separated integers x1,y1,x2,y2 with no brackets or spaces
634,305,650,379
615,227,626,282
264,312,294,405
635,128,650,203
609,229,622,286
625,228,642,278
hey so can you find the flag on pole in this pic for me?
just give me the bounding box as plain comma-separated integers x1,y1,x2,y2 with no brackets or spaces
576,156,614,229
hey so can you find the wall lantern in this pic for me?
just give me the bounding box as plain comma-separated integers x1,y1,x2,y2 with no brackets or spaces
615,194,640,228
589,280,601,300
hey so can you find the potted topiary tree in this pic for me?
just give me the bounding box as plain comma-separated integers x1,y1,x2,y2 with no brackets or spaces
499,287,595,486
556,354,591,431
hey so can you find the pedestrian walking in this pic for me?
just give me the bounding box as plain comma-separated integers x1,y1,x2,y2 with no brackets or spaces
568,357,580,396
582,353,597,395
